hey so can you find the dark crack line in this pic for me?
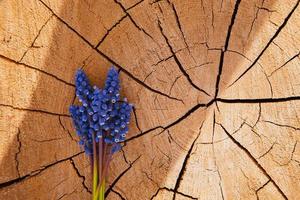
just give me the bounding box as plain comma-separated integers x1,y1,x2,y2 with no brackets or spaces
126,0,145,11
111,188,126,200
229,0,300,88
211,112,225,200
126,100,214,143
58,116,78,142
15,128,21,177
216,96,300,104
30,137,63,143
0,54,74,87
268,51,300,77
105,156,140,198
151,54,174,67
167,130,188,151
169,76,181,96
172,122,204,200
263,120,300,131
142,171,160,188
125,96,300,142
19,14,54,62
0,151,84,189
214,0,241,98
113,0,153,39
70,159,92,193
97,52,184,102
150,186,198,200
157,20,211,96
0,103,70,117
218,124,288,200
258,142,276,159
132,106,142,134
95,14,128,48
248,1,262,38
38,0,183,102
169,1,195,63
256,180,271,200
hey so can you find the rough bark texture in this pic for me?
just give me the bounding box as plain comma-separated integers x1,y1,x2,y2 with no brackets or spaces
0,0,300,199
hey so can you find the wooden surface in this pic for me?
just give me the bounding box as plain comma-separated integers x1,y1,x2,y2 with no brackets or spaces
0,0,300,199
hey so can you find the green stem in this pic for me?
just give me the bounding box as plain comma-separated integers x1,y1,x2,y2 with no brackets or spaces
92,135,98,200
99,180,105,200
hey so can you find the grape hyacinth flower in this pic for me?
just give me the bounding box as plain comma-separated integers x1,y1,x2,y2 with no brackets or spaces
69,67,132,200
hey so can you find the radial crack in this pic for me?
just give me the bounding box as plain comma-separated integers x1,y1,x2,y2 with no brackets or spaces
263,120,300,130
95,14,128,48
105,156,140,197
268,51,300,77
150,187,197,200
0,151,84,188
229,0,300,87
113,0,153,39
157,20,211,96
0,54,74,87
216,96,300,104
58,116,77,142
19,14,54,62
126,99,214,142
256,180,271,200
15,128,21,177
172,122,204,200
0,103,70,117
214,0,241,98
111,188,126,200
70,159,92,193
218,124,288,200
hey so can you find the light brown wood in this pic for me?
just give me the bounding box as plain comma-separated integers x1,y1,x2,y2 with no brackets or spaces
0,0,300,199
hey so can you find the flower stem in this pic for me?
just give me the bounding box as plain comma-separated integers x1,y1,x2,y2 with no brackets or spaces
99,180,105,200
92,135,98,200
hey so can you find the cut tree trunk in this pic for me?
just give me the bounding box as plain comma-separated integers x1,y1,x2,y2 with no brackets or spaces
0,0,300,199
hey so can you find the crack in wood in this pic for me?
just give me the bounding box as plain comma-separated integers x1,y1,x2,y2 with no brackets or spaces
95,14,128,48
214,0,241,98
15,128,21,177
0,151,84,189
19,14,54,62
98,52,184,102
255,179,271,200
58,116,78,142
113,0,154,40
217,96,300,103
111,188,127,200
157,19,211,96
0,54,75,87
168,1,197,64
268,51,300,77
105,156,140,198
0,103,70,117
263,120,300,131
70,158,92,193
126,94,300,143
218,123,288,200
126,0,145,11
172,122,204,200
229,0,300,88
257,142,276,159
150,186,198,200
211,111,225,200
126,100,213,142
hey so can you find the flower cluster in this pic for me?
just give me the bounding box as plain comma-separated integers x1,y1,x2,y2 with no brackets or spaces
69,67,132,155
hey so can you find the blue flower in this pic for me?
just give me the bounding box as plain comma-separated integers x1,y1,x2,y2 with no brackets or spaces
69,67,132,155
